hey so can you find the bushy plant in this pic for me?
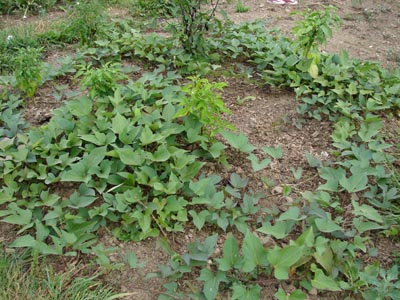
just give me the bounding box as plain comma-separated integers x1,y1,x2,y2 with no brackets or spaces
135,0,174,16
77,62,128,98
0,0,58,16
0,0,16,14
13,47,43,98
291,6,342,78
0,26,40,75
176,77,234,137
63,0,107,45
168,0,221,55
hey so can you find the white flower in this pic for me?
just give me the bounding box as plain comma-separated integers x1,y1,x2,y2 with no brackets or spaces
320,151,329,159
76,1,80,4
23,15,27,19
6,35,13,42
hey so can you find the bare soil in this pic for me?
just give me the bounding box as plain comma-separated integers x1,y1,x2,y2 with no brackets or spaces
0,1,399,299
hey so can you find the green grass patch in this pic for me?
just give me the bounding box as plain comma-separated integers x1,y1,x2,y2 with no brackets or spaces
0,249,118,300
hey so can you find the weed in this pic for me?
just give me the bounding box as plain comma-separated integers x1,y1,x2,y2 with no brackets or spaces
0,249,118,300
0,25,40,74
291,6,342,78
236,95,255,105
14,47,43,98
176,77,234,137
77,62,127,98
235,0,249,13
64,0,107,45
363,8,376,22
0,0,57,16
134,0,174,16
360,264,400,300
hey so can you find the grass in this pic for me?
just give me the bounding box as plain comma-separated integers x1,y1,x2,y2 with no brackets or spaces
0,249,120,300
0,0,108,75
236,0,249,13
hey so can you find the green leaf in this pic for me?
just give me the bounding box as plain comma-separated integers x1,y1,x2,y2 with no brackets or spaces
153,144,171,162
173,153,197,170
116,148,145,166
80,131,107,146
267,245,304,280
221,131,256,153
60,229,77,244
241,231,268,272
198,269,226,300
386,265,398,282
353,218,384,233
318,167,346,192
339,174,368,193
120,126,141,144
11,147,29,162
189,210,210,230
216,233,240,271
229,173,248,189
278,207,303,221
0,190,15,205
358,118,382,142
112,113,130,135
10,234,36,248
275,288,307,300
67,189,97,208
311,264,341,291
231,283,261,300
2,209,32,225
308,62,319,78
86,146,107,167
247,153,271,171
189,176,220,197
140,125,160,145
257,221,292,239
162,103,176,122
182,234,218,265
314,218,342,233
352,200,383,223
68,96,92,116
305,153,323,168
295,227,315,247
35,220,49,241
262,146,283,159
126,251,145,269
241,194,259,215
61,161,90,182
314,248,334,273
208,142,225,158
290,167,303,180
231,39,240,47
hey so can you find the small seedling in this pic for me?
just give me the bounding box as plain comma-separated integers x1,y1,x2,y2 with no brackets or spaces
236,95,255,105
236,0,249,13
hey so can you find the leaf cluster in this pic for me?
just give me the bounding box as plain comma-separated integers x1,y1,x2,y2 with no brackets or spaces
0,68,227,256
13,47,44,98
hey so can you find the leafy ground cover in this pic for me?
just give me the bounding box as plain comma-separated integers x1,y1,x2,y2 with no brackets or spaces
0,0,400,299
